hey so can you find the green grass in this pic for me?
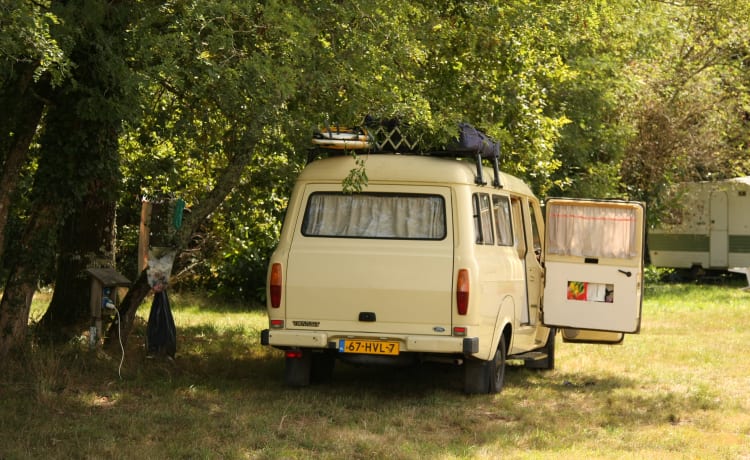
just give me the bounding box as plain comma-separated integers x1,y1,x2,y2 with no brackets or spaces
2,283,749,459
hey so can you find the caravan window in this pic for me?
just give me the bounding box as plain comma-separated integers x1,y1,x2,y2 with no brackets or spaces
301,192,446,240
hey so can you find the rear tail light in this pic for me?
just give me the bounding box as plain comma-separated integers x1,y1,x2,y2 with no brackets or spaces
285,349,303,359
270,263,282,308
456,269,469,315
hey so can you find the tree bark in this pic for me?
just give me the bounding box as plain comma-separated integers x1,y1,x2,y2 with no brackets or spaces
38,198,117,337
0,64,48,261
35,81,121,336
0,268,36,358
0,203,59,358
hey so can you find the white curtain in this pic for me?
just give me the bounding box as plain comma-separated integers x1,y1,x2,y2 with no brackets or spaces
547,204,637,259
476,194,494,244
303,193,446,239
492,195,513,246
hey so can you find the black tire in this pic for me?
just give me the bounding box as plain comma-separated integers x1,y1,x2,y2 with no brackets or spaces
310,351,336,384
284,349,312,387
526,327,556,370
463,333,507,394
488,335,507,393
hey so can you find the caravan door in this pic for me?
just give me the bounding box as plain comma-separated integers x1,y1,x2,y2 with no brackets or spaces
542,199,645,344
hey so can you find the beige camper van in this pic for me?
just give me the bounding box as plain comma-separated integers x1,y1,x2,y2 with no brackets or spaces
261,150,645,394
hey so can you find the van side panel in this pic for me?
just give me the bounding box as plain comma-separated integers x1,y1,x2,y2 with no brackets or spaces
451,187,527,360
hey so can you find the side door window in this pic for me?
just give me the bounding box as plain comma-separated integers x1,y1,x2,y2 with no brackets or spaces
529,202,543,261
510,196,527,258
492,195,513,246
510,196,530,324
524,198,545,325
472,193,494,245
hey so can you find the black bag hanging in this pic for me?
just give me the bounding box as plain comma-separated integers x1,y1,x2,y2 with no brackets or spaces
146,290,177,358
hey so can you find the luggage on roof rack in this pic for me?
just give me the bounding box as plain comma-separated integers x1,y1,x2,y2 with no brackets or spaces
432,123,502,188
441,123,499,159
312,124,372,151
310,121,503,188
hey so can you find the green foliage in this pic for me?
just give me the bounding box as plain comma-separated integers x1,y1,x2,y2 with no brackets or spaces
0,0,70,86
620,0,750,213
341,153,369,194
643,265,675,285
116,0,581,300
3,0,750,307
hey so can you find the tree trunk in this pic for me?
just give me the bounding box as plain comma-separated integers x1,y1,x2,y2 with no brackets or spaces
0,268,36,358
38,199,117,338
36,88,121,337
0,203,59,358
0,74,122,352
0,64,48,261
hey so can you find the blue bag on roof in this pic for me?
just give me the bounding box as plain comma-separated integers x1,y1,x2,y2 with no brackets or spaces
448,123,499,159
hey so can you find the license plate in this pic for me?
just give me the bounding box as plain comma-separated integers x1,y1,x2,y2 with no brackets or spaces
338,339,399,355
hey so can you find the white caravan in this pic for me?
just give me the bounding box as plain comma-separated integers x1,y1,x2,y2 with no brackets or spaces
648,176,750,282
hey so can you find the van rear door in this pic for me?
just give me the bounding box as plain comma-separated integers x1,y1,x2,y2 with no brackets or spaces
284,185,454,336
542,198,645,344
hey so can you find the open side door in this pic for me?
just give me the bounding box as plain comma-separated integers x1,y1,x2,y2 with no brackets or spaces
542,198,645,344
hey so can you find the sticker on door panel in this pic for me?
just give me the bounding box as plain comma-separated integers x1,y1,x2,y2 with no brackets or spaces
567,281,613,302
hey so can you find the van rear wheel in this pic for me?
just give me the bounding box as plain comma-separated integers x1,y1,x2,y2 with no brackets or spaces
489,336,507,393
463,334,507,394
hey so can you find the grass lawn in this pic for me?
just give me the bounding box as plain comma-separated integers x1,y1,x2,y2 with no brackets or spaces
1,282,749,459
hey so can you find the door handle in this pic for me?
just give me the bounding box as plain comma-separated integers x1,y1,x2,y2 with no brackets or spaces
618,269,632,277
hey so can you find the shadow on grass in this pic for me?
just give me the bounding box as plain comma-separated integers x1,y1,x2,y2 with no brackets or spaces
2,320,728,459
158,323,710,428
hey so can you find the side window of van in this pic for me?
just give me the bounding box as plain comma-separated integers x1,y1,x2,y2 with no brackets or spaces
472,193,494,245
492,195,513,246
529,201,543,260
510,196,527,258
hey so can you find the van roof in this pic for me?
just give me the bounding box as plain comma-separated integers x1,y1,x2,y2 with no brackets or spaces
299,153,535,197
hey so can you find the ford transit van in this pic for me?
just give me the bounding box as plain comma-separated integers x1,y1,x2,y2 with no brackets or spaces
261,146,644,394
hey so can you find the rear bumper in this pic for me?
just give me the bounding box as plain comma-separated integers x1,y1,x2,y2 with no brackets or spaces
261,329,478,355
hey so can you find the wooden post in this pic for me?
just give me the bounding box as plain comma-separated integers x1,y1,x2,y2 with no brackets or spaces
89,278,103,349
138,200,152,274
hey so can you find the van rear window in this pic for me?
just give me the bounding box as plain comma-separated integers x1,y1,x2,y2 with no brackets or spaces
301,193,446,240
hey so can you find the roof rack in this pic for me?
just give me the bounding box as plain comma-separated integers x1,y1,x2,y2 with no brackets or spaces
310,121,503,188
